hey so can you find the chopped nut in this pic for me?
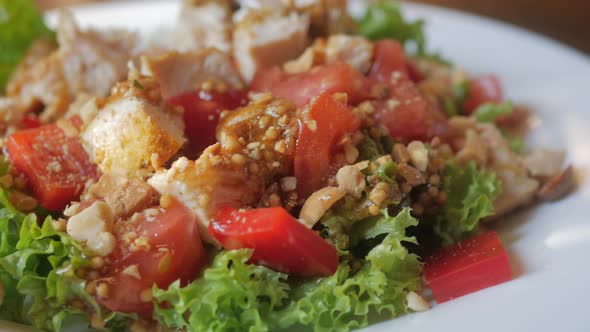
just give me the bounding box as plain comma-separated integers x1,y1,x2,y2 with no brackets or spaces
398,164,426,186
336,165,366,198
51,218,67,232
8,191,37,212
231,154,247,166
332,92,348,104
269,193,281,207
96,282,109,298
406,291,430,312
90,314,105,329
90,256,104,269
280,177,297,192
407,141,429,172
122,264,142,280
353,160,370,171
299,187,346,228
63,203,81,217
368,204,380,216
159,194,172,208
393,143,411,164
369,182,391,207
343,143,359,164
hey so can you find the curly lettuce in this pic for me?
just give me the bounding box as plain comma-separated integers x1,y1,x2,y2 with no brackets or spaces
153,249,289,332
358,1,449,64
0,0,54,91
358,1,426,54
0,184,134,331
434,162,502,245
154,208,422,332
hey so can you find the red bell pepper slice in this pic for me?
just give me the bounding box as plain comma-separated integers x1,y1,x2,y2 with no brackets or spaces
424,231,513,303
209,206,339,277
6,124,99,210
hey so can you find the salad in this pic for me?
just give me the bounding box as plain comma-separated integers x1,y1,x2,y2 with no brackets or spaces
0,0,575,331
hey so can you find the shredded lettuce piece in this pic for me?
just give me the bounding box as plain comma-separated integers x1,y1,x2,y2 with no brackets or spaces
473,101,513,123
443,80,470,117
154,209,422,332
153,249,289,332
357,133,395,162
0,0,54,91
358,1,450,64
358,1,426,54
0,185,134,331
434,162,502,245
507,135,524,153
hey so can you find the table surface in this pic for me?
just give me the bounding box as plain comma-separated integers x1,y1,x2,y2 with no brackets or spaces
35,0,590,55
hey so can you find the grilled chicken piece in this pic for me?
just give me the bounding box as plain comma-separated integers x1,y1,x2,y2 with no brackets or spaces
449,118,540,218
284,34,373,74
235,0,355,36
170,0,233,53
140,49,243,100
233,11,310,82
81,78,185,179
477,123,540,217
83,173,156,220
6,11,137,122
148,95,299,244
522,148,566,179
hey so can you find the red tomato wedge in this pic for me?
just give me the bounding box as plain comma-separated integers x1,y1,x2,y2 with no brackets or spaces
369,40,447,141
462,75,503,114
168,89,248,153
368,39,409,83
294,92,360,198
210,206,339,277
98,200,207,314
250,61,369,107
423,231,512,303
6,124,99,210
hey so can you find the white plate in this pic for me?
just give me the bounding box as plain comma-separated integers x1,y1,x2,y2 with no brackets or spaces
7,1,590,331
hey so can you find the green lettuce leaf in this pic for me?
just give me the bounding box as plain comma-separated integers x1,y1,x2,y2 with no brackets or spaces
0,184,135,331
434,162,502,245
358,1,450,64
473,101,513,123
0,0,54,91
153,249,289,332
359,1,426,54
443,80,470,117
154,209,423,332
274,208,422,331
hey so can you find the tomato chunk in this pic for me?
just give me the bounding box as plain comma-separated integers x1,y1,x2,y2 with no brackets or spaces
368,39,409,84
369,40,446,141
294,92,360,198
98,200,207,314
424,231,512,303
6,124,99,210
462,75,503,114
251,61,369,107
168,89,248,153
210,206,338,277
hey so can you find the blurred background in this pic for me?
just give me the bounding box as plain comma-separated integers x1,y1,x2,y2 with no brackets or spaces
36,0,590,54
